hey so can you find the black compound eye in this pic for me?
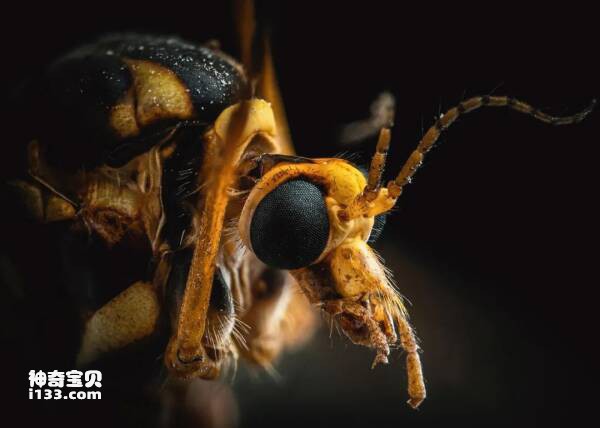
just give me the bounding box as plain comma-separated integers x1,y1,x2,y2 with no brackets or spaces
250,179,330,270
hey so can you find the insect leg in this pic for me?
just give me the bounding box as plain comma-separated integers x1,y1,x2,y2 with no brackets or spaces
320,290,425,408
395,312,426,409
323,298,391,366
292,237,426,408
165,99,277,376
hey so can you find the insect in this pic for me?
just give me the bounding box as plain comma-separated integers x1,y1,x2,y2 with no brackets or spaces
4,0,595,414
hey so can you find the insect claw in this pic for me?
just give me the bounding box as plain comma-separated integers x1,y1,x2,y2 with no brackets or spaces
407,396,424,410
371,351,389,369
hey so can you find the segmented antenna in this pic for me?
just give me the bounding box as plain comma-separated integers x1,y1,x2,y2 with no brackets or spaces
387,96,596,199
339,96,596,221
364,128,391,200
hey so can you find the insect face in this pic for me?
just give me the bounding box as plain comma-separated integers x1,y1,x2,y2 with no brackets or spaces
237,156,415,398
238,93,596,408
239,157,377,269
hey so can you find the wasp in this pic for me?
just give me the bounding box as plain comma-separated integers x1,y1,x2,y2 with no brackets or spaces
3,0,595,414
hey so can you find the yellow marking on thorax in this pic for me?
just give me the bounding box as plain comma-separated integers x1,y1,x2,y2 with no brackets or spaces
109,59,195,139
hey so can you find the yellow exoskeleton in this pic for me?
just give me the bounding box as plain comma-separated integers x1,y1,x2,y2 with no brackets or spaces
232,93,595,408
10,0,595,414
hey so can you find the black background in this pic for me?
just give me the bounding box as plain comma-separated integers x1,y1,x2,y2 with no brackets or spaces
1,1,598,427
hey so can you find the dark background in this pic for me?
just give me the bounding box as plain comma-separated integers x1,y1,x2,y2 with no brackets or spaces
1,1,598,427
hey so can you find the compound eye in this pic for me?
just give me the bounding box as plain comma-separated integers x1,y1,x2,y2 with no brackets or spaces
250,179,330,270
